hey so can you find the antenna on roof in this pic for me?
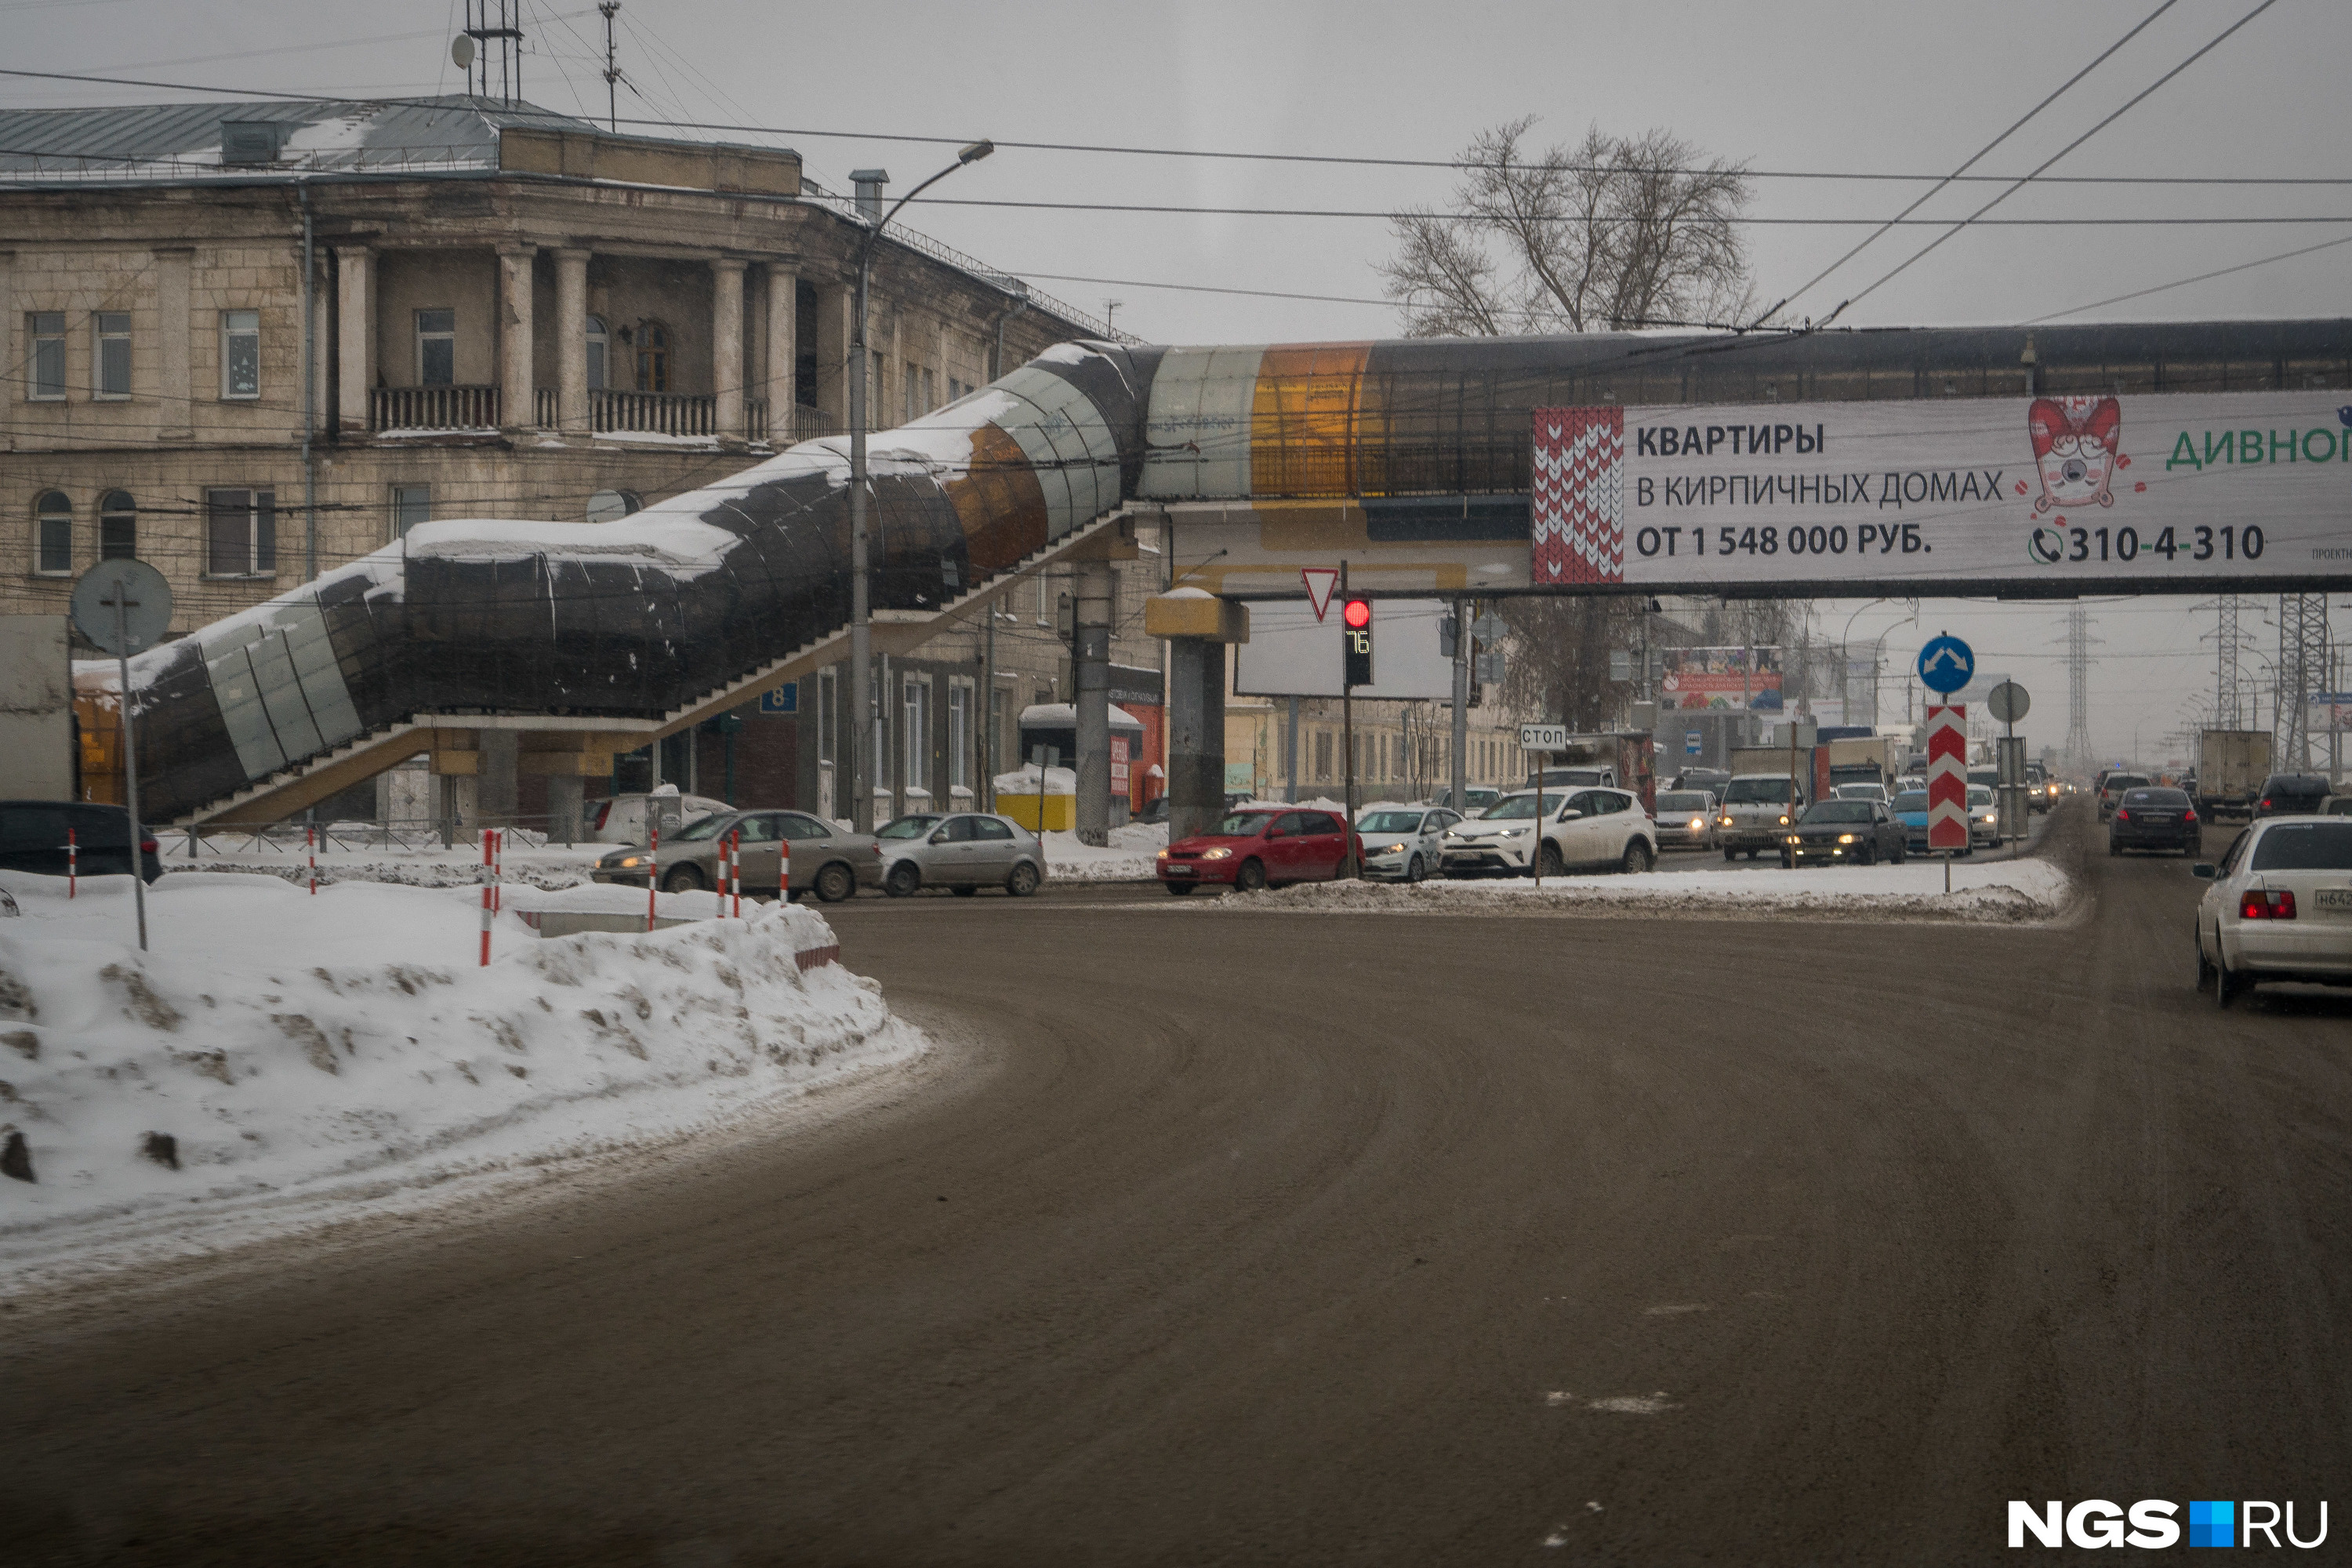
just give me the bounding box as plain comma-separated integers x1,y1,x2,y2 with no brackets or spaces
459,0,525,105
600,2,622,132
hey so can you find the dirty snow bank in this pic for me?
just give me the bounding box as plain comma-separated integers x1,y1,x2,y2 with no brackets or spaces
0,869,920,1291
1204,857,2077,924
1043,821,1167,882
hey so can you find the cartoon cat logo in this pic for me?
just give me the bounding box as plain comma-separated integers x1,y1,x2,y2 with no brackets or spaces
2027,396,2122,514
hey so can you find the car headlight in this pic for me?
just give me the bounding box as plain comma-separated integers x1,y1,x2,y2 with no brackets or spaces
1785,834,1801,844
1501,827,1527,838
1686,817,1705,830
1778,814,1791,826
1202,847,1233,860
1717,815,1733,827
1377,842,1406,855
1155,848,1170,859
1838,833,1857,844
612,855,643,869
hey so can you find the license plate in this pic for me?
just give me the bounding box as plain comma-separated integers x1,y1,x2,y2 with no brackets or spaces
2315,888,2352,911
1164,865,1196,877
2141,814,2175,823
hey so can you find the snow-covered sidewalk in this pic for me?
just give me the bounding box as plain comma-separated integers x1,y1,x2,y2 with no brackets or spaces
1040,821,1167,882
1199,855,2078,924
0,868,922,1294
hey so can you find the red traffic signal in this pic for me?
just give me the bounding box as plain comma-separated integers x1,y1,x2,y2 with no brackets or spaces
1341,597,1371,630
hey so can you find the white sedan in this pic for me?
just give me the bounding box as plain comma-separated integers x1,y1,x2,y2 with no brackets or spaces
1356,805,1461,883
1965,784,2001,849
2196,817,2352,1007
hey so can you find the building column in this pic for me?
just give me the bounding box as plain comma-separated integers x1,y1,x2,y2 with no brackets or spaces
496,245,536,430
0,250,13,450
711,258,746,442
1073,558,1114,847
763,262,797,445
478,729,519,826
154,246,193,440
336,246,375,436
1147,591,1249,844
814,279,852,432
554,246,590,435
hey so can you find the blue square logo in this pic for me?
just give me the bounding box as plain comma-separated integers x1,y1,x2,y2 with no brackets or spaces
2190,1500,2234,1548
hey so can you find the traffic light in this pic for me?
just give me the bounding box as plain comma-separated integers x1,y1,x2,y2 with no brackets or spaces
1341,597,1373,688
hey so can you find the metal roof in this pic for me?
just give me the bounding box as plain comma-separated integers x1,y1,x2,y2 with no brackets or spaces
0,96,596,183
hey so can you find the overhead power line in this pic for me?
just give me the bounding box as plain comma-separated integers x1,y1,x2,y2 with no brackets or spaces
2024,231,2352,323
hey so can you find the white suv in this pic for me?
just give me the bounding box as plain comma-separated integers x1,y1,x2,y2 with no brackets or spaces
1442,787,1657,877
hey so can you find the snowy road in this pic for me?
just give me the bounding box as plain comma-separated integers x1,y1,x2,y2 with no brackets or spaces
7,803,2350,1563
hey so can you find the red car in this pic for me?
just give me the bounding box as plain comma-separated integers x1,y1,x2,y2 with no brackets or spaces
1156,806,1364,895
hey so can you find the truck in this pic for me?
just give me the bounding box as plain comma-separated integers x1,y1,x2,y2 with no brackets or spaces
1525,731,1657,815
1718,745,1829,859
2196,729,2272,821
1823,735,1897,793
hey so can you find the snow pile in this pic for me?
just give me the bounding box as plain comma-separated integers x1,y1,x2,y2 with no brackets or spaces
996,764,1077,796
1042,820,1169,882
1203,856,2077,924
0,869,920,1289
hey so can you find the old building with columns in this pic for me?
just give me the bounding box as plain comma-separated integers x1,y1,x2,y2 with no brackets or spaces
2,96,1123,828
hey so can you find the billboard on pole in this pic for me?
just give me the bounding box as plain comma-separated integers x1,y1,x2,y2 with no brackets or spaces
1659,646,1782,711
1233,597,1457,699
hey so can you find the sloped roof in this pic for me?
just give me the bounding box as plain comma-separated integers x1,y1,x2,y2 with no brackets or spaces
0,95,594,183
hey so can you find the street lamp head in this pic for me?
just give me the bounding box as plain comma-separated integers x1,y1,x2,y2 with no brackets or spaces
958,139,994,165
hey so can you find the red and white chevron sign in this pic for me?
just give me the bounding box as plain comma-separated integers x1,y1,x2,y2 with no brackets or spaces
1532,407,1624,584
1928,704,1969,852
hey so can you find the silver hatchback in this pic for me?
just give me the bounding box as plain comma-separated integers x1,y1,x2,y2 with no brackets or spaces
876,812,1048,898
590,808,881,902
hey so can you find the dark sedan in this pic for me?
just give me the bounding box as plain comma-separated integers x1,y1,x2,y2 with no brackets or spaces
1780,800,1906,867
0,800,162,883
2254,772,2332,818
2108,786,2199,855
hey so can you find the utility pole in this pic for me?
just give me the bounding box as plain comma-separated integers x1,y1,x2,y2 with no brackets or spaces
2062,607,2095,770
600,2,621,132
1449,595,1468,813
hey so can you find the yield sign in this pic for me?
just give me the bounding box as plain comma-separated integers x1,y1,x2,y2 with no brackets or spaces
1301,567,1338,622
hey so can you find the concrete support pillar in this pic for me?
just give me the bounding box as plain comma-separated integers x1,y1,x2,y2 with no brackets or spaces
545,773,583,845
1167,637,1227,847
554,247,591,435
812,280,852,432
1073,558,1115,847
336,246,374,434
711,257,746,441
154,246,193,439
763,262,797,444
478,730,520,826
496,245,536,430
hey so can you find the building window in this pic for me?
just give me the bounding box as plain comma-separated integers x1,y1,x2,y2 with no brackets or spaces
391,484,431,539
923,367,937,412
1034,572,1049,624
869,350,886,416
99,490,135,561
586,314,608,392
416,308,456,387
902,676,929,793
220,309,260,399
903,361,920,424
948,683,971,793
1315,730,1333,782
95,312,131,398
636,320,668,393
586,488,641,524
817,668,836,764
34,491,72,575
27,312,65,401
205,487,275,577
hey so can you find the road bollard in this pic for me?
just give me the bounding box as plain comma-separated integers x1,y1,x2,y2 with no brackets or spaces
307,825,317,895
646,825,659,934
67,828,76,899
732,829,743,917
478,828,495,967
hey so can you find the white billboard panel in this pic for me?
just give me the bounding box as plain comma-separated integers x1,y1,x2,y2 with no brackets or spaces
1534,393,2352,591
1233,597,1456,699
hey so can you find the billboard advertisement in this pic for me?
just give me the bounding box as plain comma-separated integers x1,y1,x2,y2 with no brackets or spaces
2310,694,2352,735
1658,646,1783,711
1532,392,2352,593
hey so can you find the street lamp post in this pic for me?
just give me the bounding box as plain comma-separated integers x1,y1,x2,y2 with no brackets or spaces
849,140,994,833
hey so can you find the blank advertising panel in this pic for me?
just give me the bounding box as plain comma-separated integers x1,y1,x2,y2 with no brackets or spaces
1233,597,1456,699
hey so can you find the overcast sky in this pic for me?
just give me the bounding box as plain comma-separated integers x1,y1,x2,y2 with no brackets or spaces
9,0,2350,766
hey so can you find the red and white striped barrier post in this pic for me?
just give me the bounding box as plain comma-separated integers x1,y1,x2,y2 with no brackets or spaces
306,824,318,895
492,828,503,913
66,827,77,898
779,837,789,905
478,828,495,967
731,829,743,917
645,824,660,933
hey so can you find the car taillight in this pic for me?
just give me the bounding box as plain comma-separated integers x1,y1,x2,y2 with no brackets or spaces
2259,798,2272,810
2183,809,2198,823
2240,890,2297,920
140,837,157,855
2114,808,2129,822
593,800,612,830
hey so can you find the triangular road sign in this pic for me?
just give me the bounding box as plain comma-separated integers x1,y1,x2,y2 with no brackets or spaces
1301,568,1338,622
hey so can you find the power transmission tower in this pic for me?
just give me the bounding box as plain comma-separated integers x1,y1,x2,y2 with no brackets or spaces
2062,606,2095,769
2278,593,2329,768
2213,595,2243,727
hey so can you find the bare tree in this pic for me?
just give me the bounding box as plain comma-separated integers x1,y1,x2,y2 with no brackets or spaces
1381,118,1755,338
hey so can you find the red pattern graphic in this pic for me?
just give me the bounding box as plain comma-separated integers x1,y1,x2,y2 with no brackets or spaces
1531,407,1624,585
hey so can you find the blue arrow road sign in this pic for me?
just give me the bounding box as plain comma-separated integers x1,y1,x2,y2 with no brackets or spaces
1918,634,1975,695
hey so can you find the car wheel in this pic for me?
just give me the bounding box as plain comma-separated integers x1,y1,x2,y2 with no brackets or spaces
815,862,855,903
1163,881,1194,896
884,862,920,898
1857,843,1876,867
951,884,978,898
1723,847,1739,862
662,864,705,894
1892,843,1907,866
1406,853,1426,884
2215,944,2246,1008
1780,851,1795,869
1621,840,1653,875
1539,841,1566,877
1235,858,1267,894
2195,920,2216,992
1005,862,1040,898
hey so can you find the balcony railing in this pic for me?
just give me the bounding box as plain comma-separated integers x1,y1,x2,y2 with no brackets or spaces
593,390,714,437
535,387,558,429
371,385,500,431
